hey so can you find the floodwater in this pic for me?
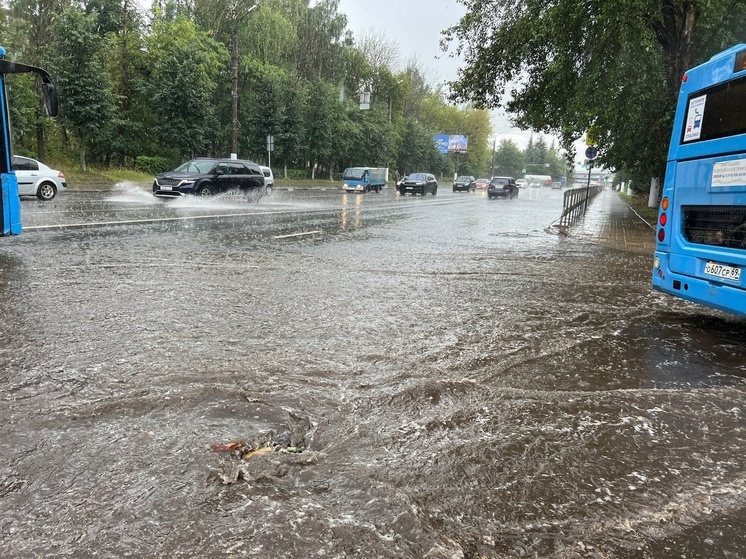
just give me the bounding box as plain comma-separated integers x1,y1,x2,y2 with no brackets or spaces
1,185,745,558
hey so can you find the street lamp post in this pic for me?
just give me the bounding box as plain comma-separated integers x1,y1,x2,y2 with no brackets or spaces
231,4,257,158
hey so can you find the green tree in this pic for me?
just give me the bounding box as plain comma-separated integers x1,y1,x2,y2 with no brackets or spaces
492,139,524,178
144,16,228,160
242,60,286,162
295,0,347,82
444,0,746,191
275,76,307,177
304,79,346,179
8,0,62,159
48,7,118,171
2,14,42,157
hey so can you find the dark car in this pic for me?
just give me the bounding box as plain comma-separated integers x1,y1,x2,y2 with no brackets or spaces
153,158,266,198
487,176,519,199
453,175,476,192
399,173,438,196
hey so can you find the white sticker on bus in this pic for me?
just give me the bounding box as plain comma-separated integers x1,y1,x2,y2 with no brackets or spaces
683,94,706,142
712,159,746,187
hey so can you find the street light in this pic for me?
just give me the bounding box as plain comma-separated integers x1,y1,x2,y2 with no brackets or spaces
231,3,257,158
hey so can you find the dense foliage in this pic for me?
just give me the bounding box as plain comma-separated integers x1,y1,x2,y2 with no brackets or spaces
0,0,503,179
444,0,746,191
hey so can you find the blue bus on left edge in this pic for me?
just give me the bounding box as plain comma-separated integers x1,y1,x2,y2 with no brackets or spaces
0,46,58,235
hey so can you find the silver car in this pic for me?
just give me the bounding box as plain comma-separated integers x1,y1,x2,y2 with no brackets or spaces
12,155,67,200
260,165,274,195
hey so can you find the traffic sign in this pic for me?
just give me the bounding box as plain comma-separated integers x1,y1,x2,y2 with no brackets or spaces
585,146,599,160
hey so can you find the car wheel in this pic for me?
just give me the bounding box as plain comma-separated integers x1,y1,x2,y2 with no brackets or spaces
265,185,273,196
197,184,214,196
432,186,437,196
37,182,57,200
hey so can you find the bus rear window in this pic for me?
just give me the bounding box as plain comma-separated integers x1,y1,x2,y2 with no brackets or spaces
681,75,746,144
682,205,746,248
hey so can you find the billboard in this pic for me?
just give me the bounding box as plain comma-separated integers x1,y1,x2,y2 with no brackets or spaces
433,134,468,154
448,135,468,154
434,134,449,154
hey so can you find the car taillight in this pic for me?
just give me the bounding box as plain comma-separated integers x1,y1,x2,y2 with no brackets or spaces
58,172,65,178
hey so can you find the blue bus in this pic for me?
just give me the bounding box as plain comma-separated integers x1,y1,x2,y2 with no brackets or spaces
652,44,746,317
0,46,58,235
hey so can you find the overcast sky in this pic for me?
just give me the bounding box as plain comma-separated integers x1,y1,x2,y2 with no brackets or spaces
336,0,588,162
336,0,543,150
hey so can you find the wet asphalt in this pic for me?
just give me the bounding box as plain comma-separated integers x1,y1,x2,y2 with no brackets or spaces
1,184,745,558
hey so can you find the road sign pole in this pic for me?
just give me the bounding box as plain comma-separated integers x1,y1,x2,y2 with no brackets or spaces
584,161,593,211
584,145,599,212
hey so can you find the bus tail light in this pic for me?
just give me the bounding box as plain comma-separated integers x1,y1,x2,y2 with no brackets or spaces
657,196,669,243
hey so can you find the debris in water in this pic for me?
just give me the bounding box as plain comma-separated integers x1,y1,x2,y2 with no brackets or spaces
210,441,247,453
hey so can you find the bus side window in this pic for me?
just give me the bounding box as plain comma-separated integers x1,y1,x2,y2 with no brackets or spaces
737,50,746,72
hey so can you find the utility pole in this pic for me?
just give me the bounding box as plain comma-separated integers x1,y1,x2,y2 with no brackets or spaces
231,4,257,158
490,137,496,176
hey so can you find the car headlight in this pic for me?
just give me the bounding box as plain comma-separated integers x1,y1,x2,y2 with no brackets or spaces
343,183,349,188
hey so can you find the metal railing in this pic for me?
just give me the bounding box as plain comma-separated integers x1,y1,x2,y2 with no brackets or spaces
557,185,603,229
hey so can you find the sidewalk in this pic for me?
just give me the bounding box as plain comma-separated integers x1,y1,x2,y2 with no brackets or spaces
565,190,657,254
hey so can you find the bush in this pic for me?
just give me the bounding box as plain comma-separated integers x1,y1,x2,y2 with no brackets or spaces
134,156,174,175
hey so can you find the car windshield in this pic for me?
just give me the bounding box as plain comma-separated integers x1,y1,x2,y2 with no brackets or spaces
343,168,365,179
491,178,509,185
456,176,471,182
408,173,427,181
174,160,216,174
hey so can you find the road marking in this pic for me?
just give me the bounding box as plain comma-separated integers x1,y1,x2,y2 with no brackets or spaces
22,195,476,230
272,230,322,239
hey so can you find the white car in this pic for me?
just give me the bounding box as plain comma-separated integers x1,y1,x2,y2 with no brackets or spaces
260,165,274,195
12,155,67,200
515,178,528,189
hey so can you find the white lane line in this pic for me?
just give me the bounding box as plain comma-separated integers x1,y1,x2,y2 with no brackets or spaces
22,196,475,230
272,230,322,239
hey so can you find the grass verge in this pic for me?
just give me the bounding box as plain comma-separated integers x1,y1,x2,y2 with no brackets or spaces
619,192,658,225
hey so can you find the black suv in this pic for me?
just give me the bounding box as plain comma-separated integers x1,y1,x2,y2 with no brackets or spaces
487,176,519,199
153,158,266,198
453,175,476,192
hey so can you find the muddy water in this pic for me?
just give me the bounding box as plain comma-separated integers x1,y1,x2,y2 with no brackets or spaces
1,188,745,558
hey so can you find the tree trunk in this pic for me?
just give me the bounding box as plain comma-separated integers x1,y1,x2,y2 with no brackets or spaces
657,1,700,94
79,147,87,173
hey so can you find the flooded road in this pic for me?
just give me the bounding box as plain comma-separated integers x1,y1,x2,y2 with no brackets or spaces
2,185,745,558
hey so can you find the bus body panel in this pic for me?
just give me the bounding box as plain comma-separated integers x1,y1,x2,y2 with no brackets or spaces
0,70,21,235
652,250,746,315
653,43,746,316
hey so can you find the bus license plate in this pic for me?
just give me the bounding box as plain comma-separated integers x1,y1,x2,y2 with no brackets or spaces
704,261,742,281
